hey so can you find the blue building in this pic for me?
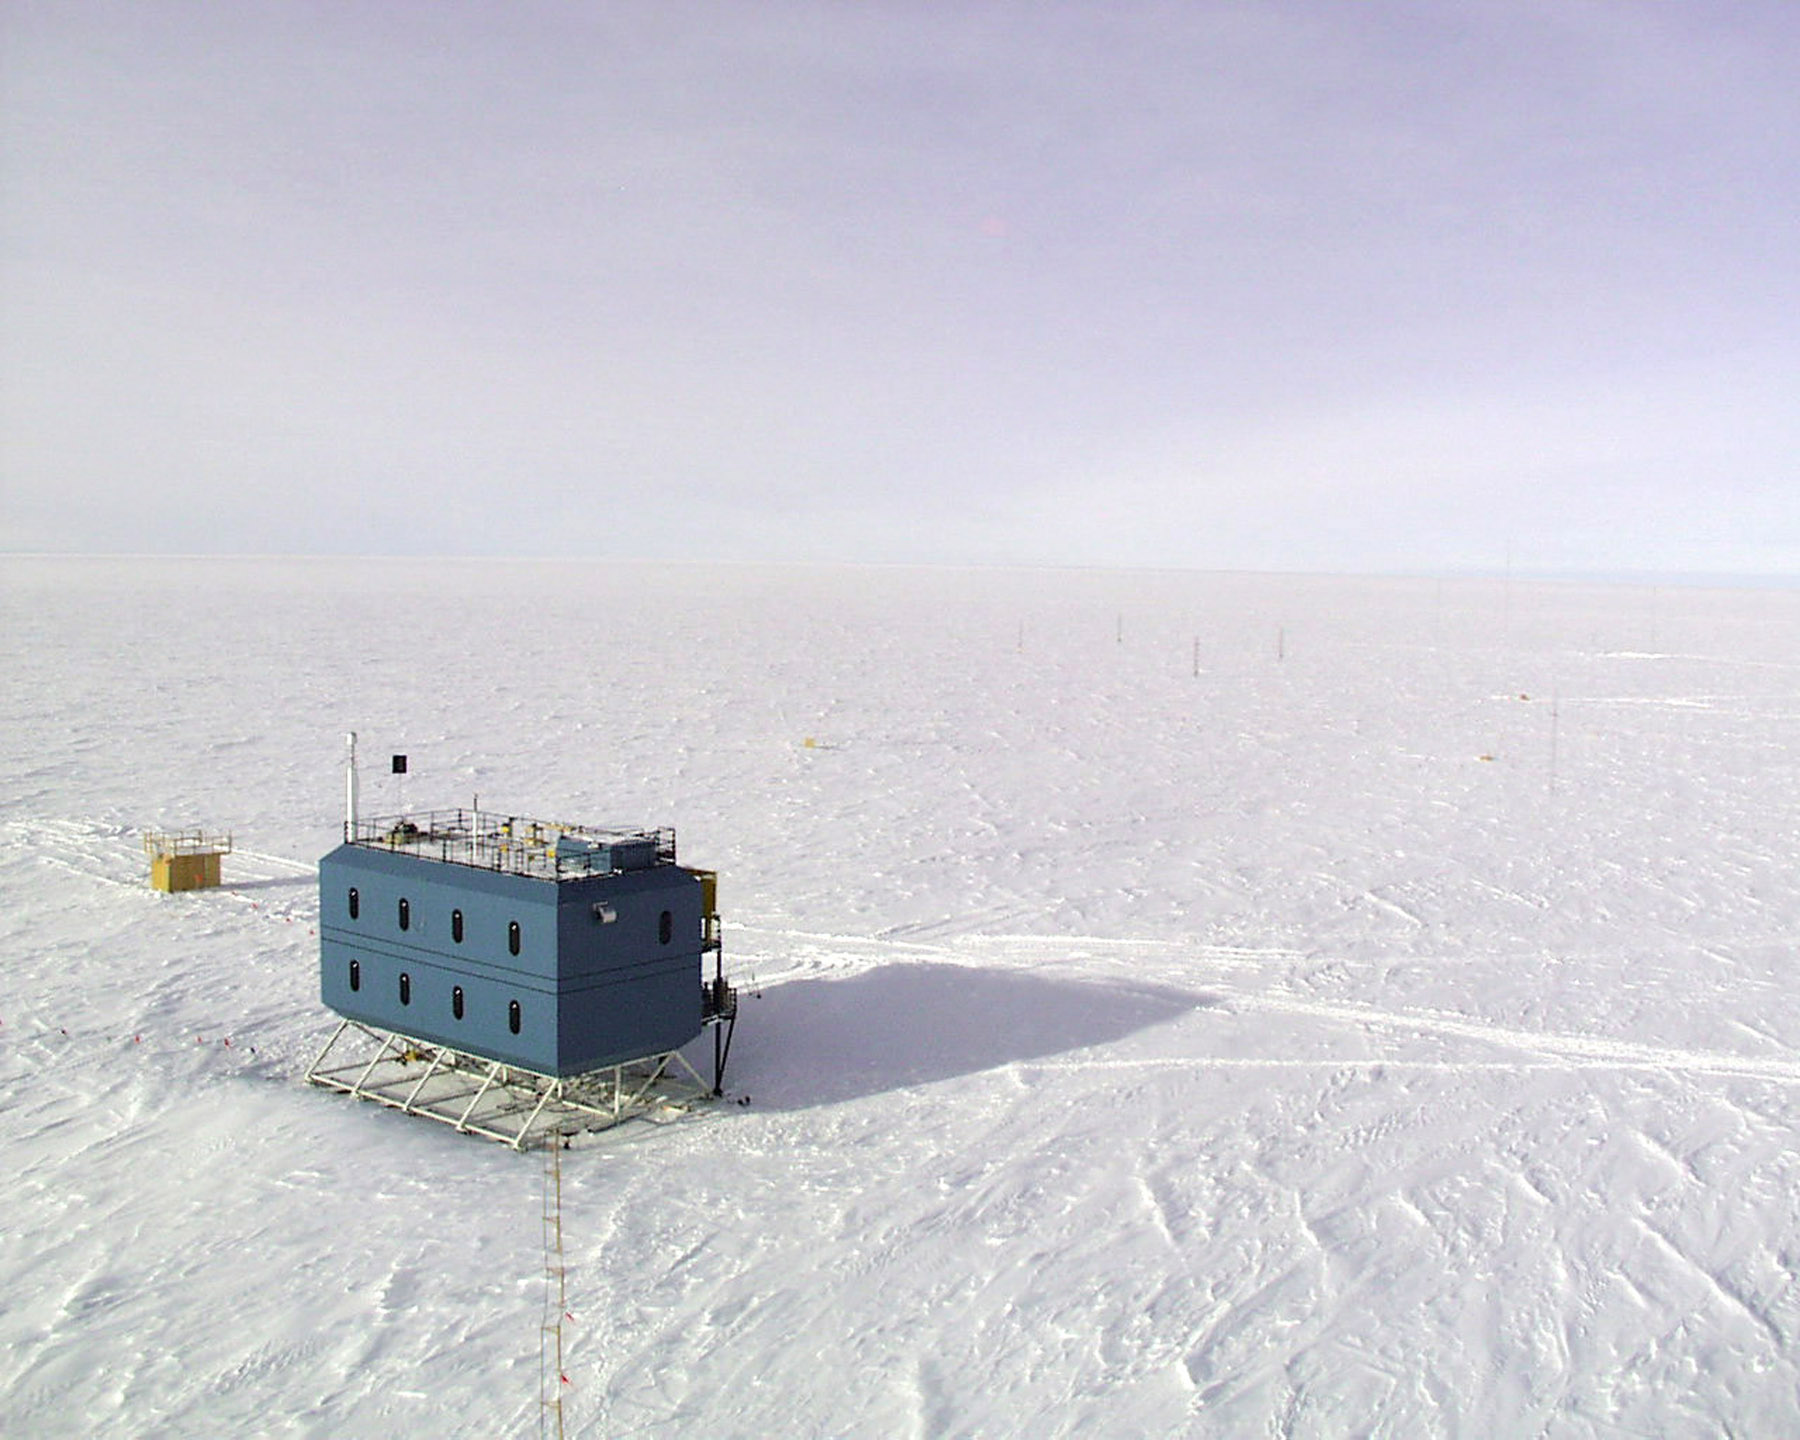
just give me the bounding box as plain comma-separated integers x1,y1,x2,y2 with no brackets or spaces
317,811,730,1083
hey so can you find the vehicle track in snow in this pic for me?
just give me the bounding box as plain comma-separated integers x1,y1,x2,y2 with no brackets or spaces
1226,990,1800,1085
733,918,1800,1087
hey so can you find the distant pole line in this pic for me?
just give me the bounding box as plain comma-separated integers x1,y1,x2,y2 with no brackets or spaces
1503,541,1514,646
1549,694,1560,796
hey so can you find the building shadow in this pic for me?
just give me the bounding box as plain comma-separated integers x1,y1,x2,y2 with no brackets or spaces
705,961,1211,1110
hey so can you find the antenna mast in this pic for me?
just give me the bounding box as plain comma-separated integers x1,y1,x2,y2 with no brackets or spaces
344,732,359,836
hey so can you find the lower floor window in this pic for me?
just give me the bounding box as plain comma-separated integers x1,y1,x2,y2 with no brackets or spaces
349,958,361,992
452,985,465,1020
399,971,411,1005
509,999,522,1034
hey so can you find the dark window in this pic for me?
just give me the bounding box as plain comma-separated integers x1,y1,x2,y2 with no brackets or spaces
659,909,673,945
508,920,521,956
349,958,361,992
509,999,522,1035
452,986,464,1020
451,909,464,944
399,971,411,1005
398,897,411,931
348,887,360,920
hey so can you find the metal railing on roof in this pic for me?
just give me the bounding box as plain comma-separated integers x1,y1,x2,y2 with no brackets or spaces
345,809,676,880
143,827,234,860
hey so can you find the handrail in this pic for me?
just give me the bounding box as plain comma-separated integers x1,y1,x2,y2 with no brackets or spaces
343,809,676,880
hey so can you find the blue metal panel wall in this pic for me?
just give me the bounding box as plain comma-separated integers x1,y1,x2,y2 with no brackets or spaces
319,845,560,1071
318,845,707,1077
554,869,704,1072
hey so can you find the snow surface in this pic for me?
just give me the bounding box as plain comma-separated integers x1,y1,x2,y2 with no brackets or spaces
5,557,1800,1437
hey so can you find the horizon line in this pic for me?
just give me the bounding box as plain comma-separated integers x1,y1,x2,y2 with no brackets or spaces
3,550,1794,591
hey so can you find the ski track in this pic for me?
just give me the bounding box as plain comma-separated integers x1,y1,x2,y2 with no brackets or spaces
735,922,1800,1086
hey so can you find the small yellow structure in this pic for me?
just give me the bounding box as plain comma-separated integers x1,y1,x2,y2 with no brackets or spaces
144,829,233,892
693,868,720,945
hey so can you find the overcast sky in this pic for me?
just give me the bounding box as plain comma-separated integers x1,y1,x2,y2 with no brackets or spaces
3,2,1797,575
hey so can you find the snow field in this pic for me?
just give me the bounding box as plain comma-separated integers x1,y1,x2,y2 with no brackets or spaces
3,558,1799,1435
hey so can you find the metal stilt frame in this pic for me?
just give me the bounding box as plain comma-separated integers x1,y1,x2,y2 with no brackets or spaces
305,1021,717,1150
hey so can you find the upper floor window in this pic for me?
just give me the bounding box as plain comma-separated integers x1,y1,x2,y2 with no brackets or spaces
451,909,464,944
348,887,360,920
508,920,521,956
659,910,673,945
398,897,411,931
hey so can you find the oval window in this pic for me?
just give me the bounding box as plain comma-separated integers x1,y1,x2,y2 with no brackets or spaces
348,887,360,920
398,897,411,931
349,958,361,992
509,999,522,1035
452,985,465,1020
659,910,673,945
451,909,464,944
398,971,411,1005
508,920,521,956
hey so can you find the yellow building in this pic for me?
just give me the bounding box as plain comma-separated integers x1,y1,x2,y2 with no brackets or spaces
144,829,233,892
